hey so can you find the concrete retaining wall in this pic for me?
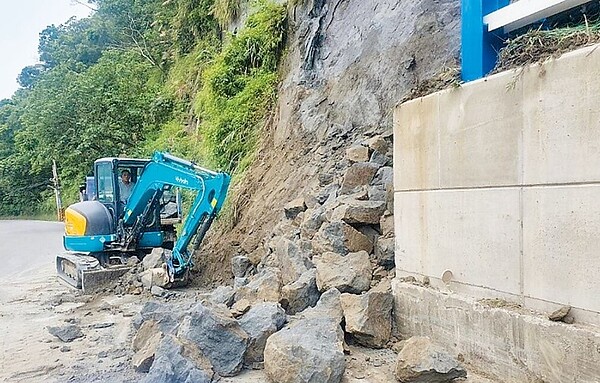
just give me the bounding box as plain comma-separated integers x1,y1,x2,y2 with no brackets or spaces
393,281,600,382
393,44,600,327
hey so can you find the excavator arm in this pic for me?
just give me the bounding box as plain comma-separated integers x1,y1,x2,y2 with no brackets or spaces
121,152,230,279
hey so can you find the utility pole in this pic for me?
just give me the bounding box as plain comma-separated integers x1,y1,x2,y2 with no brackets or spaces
51,160,64,221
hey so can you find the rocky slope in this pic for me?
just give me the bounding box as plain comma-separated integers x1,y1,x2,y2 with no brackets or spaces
196,0,461,285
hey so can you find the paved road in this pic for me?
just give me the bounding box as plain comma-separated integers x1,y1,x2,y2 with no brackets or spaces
0,220,64,280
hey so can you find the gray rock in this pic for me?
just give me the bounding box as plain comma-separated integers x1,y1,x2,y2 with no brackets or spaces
340,162,380,194
341,280,393,348
549,305,571,321
312,221,373,255
317,184,340,205
143,335,213,383
319,172,334,187
346,145,370,162
365,135,389,154
371,166,393,187
151,285,166,297
272,237,313,285
177,302,249,377
48,325,83,342
209,285,236,307
132,320,163,372
314,251,372,294
143,248,165,270
135,301,191,334
374,237,395,269
284,198,307,219
300,206,327,240
232,255,252,278
264,318,345,383
280,269,320,315
239,303,287,364
234,277,249,289
367,185,387,201
331,198,386,225
369,150,392,167
235,268,282,303
299,288,343,324
395,337,467,383
380,211,394,238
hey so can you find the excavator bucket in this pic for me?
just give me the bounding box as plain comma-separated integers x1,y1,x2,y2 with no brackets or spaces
56,253,131,293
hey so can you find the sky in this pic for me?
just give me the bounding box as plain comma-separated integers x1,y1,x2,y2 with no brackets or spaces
0,0,92,100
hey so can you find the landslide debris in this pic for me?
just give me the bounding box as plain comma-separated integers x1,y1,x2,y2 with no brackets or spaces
126,133,469,382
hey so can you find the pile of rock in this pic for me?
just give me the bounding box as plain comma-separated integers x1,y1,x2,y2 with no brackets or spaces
129,133,467,382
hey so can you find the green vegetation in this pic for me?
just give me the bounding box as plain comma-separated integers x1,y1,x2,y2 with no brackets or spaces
0,0,287,217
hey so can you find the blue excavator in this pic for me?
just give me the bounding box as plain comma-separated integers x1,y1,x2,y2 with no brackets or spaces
57,151,230,291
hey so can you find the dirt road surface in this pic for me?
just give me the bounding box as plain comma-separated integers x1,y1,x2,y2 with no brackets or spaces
0,220,145,382
0,221,498,383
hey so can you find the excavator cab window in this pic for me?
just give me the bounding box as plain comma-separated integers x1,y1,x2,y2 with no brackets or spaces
96,162,115,203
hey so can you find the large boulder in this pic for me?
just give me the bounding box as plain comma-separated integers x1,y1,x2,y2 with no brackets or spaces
395,337,467,382
132,320,163,372
341,280,393,348
142,335,214,383
235,268,282,303
135,301,192,334
209,285,236,307
280,269,320,315
331,198,386,225
300,207,327,240
312,221,373,255
272,237,313,285
314,251,371,294
264,318,345,383
284,198,307,219
346,145,370,162
299,288,343,324
340,162,380,194
239,302,287,364
177,303,249,377
143,248,165,270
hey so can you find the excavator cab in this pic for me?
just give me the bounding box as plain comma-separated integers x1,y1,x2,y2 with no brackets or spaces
58,151,229,292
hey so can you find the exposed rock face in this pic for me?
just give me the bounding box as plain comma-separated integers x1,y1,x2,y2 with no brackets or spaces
314,251,372,293
312,221,373,255
238,302,287,364
264,318,346,383
394,337,467,383
341,280,394,348
280,269,320,315
177,303,249,377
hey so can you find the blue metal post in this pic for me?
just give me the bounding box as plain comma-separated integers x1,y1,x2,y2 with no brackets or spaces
461,0,509,82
